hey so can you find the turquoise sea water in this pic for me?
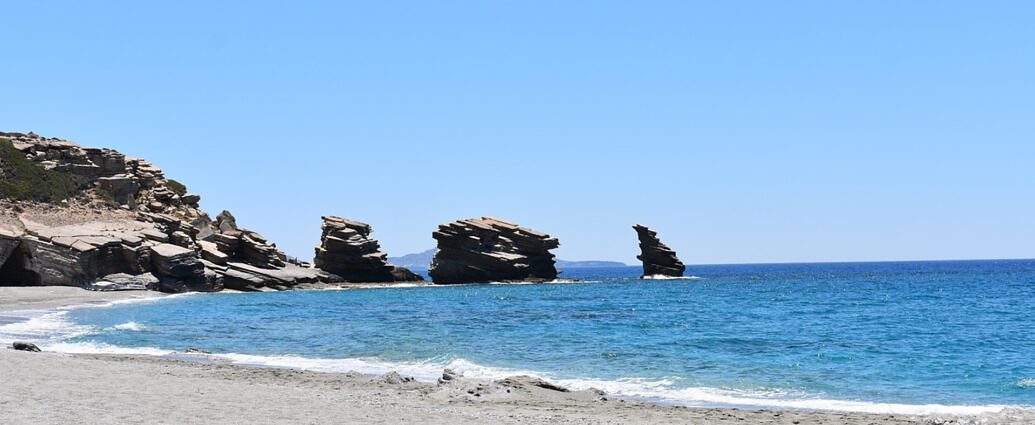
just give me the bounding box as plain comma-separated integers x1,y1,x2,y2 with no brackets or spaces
5,260,1035,413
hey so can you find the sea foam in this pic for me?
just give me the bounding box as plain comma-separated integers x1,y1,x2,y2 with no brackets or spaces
641,275,702,280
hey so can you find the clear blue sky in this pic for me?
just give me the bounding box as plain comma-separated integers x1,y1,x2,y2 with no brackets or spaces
2,1,1032,264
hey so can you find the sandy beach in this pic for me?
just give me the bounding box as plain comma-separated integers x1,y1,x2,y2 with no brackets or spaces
2,287,1027,425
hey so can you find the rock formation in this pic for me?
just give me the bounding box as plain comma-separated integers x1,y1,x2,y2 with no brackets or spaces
12,341,41,352
428,217,559,284
313,216,422,282
632,224,685,278
0,131,342,292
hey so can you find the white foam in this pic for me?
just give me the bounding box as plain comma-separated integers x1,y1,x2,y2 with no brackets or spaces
1016,379,1035,388
546,377,1013,415
0,292,196,345
0,310,96,344
111,321,147,331
45,340,174,356
172,352,1024,416
641,275,702,280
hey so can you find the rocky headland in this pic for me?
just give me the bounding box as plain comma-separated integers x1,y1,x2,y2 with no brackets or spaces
632,224,685,278
0,132,419,292
428,217,560,284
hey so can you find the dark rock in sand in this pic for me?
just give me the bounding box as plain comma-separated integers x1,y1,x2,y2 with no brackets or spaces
632,224,685,278
12,341,41,352
495,375,569,392
428,217,559,284
374,371,415,385
438,368,462,385
313,216,422,283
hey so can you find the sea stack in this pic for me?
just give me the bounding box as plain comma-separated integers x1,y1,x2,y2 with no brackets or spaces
632,224,685,278
313,216,422,282
428,217,559,284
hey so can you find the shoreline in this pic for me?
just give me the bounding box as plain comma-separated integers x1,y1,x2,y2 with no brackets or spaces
0,286,1027,424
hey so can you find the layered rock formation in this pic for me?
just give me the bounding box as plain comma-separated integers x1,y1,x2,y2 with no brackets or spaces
313,216,421,282
0,132,340,292
632,224,685,278
428,217,559,284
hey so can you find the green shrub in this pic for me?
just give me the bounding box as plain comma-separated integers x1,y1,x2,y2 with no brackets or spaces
0,138,76,202
92,187,118,206
165,179,187,196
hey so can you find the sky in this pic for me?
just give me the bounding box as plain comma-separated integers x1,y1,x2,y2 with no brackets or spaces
1,1,1032,264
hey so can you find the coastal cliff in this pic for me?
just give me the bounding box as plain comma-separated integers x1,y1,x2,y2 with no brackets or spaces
632,224,685,278
0,131,405,292
428,217,560,284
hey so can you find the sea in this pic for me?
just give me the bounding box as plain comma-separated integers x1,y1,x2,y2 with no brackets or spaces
2,259,1034,416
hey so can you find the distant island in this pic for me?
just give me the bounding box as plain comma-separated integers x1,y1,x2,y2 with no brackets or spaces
388,248,628,270
387,249,437,269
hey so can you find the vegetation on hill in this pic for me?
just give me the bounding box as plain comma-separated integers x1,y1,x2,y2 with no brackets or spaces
165,178,187,196
0,138,76,202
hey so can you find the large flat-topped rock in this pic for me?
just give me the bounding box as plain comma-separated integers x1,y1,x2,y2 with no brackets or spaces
429,217,560,284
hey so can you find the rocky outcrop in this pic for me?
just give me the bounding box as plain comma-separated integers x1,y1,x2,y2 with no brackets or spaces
428,217,559,284
1,132,207,223
313,216,422,282
206,210,286,269
0,132,343,293
632,225,685,278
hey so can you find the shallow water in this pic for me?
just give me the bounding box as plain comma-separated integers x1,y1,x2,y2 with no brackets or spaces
7,260,1035,414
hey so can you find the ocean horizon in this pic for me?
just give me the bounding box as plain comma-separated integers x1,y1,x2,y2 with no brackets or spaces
2,259,1033,416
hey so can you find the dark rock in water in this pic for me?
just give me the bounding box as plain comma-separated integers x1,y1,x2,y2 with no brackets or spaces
313,216,422,283
633,224,685,278
11,341,41,352
185,347,211,354
429,217,559,284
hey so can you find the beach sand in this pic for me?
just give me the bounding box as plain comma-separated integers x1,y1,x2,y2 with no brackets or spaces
0,287,1018,425
0,286,166,312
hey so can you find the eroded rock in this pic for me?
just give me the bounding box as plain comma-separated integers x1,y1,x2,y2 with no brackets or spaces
313,216,422,283
632,225,685,278
429,217,559,284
